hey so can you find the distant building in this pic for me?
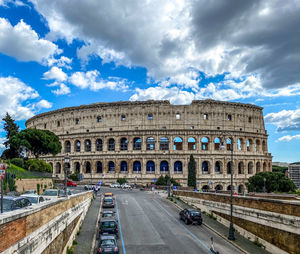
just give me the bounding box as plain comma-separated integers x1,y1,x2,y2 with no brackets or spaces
288,162,300,189
272,162,289,167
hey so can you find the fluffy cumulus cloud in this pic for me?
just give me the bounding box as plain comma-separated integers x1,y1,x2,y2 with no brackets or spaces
47,56,72,69
0,76,52,120
0,137,7,149
43,67,68,82
69,70,129,92
51,83,70,95
264,109,300,132
278,135,300,142
30,0,300,94
0,18,60,63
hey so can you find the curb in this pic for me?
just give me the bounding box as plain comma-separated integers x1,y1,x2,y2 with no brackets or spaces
90,195,103,254
164,198,249,254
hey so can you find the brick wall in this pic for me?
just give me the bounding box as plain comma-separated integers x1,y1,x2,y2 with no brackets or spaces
15,179,53,193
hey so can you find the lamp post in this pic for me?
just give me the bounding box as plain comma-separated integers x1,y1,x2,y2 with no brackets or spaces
163,150,171,197
64,156,70,197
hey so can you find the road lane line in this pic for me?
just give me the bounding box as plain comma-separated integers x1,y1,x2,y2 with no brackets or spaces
116,197,127,254
90,194,102,254
153,199,213,254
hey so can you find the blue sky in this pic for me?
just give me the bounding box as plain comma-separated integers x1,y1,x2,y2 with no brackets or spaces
0,0,300,163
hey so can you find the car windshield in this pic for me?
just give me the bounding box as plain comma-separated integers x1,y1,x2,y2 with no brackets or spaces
101,221,116,228
191,212,200,216
101,239,115,246
24,190,35,194
43,190,57,196
3,199,14,211
103,213,113,217
104,197,113,202
23,196,38,204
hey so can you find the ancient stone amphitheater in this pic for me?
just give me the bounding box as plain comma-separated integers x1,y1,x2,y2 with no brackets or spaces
25,100,272,192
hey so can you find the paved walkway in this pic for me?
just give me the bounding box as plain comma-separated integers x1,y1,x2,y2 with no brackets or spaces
73,194,101,254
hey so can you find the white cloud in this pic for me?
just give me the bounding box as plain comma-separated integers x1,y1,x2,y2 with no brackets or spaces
265,109,300,132
69,70,129,92
0,137,7,149
35,99,52,109
43,66,67,81
51,83,71,95
0,18,60,63
278,135,300,142
47,56,72,69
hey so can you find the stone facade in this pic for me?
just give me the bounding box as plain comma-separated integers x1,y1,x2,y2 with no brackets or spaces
25,100,272,191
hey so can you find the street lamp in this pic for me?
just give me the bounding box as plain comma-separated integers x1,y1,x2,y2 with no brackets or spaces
64,155,70,197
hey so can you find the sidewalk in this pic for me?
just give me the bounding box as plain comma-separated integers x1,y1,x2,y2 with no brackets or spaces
168,196,270,254
73,194,101,254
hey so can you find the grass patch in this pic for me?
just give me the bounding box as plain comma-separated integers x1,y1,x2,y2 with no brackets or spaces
6,164,40,179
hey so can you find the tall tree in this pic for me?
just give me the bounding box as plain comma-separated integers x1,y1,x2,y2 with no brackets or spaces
188,155,197,189
1,113,19,158
11,128,62,158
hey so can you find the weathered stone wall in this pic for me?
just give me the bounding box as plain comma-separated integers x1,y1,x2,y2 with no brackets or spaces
15,178,53,193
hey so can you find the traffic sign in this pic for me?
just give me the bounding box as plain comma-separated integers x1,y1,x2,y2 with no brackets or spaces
153,178,157,182
0,164,6,180
98,181,102,186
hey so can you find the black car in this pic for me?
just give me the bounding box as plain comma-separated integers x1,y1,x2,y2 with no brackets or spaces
179,209,202,225
98,235,119,254
102,197,114,208
99,219,119,238
2,196,32,212
101,210,115,218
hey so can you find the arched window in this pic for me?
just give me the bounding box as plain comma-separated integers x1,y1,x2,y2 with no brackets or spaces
108,139,115,151
120,138,128,151
215,161,221,174
108,161,115,172
247,139,253,151
160,161,169,172
74,162,80,173
227,185,234,191
237,139,243,150
146,161,155,173
85,139,91,152
238,162,244,174
227,162,232,174
133,161,141,172
174,161,183,173
96,161,102,173
75,140,81,152
263,162,267,172
173,137,183,150
248,162,253,174
226,138,233,151
256,162,261,173
214,137,221,150
255,140,261,152
238,185,245,194
215,185,223,191
96,139,103,151
188,137,196,150
262,140,266,152
120,161,128,172
160,137,169,150
85,161,91,173
133,137,142,150
65,141,71,153
202,185,209,191
201,137,209,150
202,161,209,174
148,113,153,120
55,162,61,174
146,137,155,150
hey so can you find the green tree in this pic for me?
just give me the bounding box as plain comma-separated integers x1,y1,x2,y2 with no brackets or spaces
188,155,196,189
25,159,52,172
1,113,19,159
246,172,296,193
11,128,61,158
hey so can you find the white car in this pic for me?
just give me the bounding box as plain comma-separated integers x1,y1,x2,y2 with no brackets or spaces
110,183,121,188
20,194,46,205
121,183,132,189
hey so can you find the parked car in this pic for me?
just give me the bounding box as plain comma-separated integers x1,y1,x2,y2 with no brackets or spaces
102,197,114,208
99,218,119,238
121,183,132,189
20,194,45,205
41,189,59,200
101,210,115,219
2,196,32,212
6,191,20,196
67,180,77,187
84,184,95,190
23,189,37,195
59,189,72,197
110,183,120,188
104,193,115,199
98,235,119,254
179,209,203,225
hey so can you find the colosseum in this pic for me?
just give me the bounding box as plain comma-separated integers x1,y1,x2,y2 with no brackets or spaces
25,99,272,192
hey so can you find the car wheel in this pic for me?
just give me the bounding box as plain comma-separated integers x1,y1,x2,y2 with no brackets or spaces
185,218,188,225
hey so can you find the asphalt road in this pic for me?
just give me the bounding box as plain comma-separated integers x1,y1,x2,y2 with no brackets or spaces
98,187,243,254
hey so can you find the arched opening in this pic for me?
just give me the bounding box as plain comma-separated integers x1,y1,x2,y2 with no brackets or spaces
120,161,128,172
262,140,266,152
64,141,71,153
96,161,102,173
227,161,232,174
133,137,142,150
74,162,80,173
96,139,103,151
201,137,209,150
108,138,115,151
247,139,253,151
85,139,91,152
214,137,221,150
238,185,245,194
215,184,223,191
226,138,233,151
248,162,254,174
227,185,234,191
108,161,115,172
202,185,209,192
255,140,261,152
238,162,244,174
174,161,183,173
75,140,81,152
202,161,209,174
173,137,183,150
85,161,91,173
256,162,261,173
146,161,155,173
160,160,169,172
237,138,243,151
188,137,196,150
133,161,141,172
160,137,169,150
146,137,155,150
215,161,222,174
49,162,53,171
65,162,70,172
120,138,128,151
55,162,61,174
263,162,267,172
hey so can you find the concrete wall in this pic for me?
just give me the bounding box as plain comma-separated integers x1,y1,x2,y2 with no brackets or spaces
0,191,93,253
174,190,300,254
15,178,53,193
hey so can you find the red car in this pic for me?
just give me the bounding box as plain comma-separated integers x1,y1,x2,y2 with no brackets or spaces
67,180,77,187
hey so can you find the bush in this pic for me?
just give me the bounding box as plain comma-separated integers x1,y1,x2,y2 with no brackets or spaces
155,175,180,186
10,158,24,168
117,178,126,185
25,159,52,172
69,172,79,181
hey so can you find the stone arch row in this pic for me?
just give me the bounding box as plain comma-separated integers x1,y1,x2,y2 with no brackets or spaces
201,183,246,193
62,135,268,153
